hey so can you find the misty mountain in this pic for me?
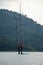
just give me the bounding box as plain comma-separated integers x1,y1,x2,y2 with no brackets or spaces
0,9,43,51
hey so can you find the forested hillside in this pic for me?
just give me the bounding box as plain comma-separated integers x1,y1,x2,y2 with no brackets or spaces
0,9,43,51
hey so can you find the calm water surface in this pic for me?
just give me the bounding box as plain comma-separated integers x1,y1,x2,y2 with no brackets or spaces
0,52,43,65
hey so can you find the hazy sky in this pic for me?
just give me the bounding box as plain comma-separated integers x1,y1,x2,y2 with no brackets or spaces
0,0,43,25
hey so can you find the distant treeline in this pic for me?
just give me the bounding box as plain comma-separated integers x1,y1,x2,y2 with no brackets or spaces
0,9,43,51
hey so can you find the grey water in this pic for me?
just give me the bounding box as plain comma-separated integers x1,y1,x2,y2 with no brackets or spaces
0,52,43,65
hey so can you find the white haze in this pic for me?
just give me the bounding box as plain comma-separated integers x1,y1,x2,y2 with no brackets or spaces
0,0,43,25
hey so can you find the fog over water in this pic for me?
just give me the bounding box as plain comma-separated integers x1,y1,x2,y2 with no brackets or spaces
0,52,43,65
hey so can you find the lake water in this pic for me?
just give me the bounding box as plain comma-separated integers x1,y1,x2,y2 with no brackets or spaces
0,52,43,65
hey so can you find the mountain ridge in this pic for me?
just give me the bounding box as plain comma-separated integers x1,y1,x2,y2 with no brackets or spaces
0,9,43,51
